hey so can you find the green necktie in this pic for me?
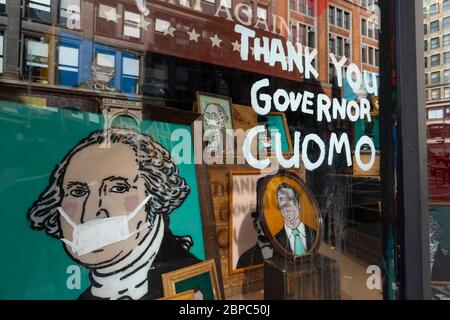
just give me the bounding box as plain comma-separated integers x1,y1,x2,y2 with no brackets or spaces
292,229,305,255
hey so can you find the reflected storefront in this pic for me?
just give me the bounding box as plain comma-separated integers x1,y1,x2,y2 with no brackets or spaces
0,0,431,300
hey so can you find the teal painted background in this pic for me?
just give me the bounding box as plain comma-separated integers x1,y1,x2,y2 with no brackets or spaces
0,101,205,299
354,118,380,150
175,272,214,300
258,114,290,153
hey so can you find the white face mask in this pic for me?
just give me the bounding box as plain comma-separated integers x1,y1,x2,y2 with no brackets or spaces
58,195,151,256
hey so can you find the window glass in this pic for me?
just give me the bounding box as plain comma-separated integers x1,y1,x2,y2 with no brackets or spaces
0,0,397,302
27,0,51,23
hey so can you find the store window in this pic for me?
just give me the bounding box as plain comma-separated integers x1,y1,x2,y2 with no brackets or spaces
1,0,434,303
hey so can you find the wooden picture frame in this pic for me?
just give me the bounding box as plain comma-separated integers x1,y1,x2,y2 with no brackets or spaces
257,112,293,156
228,170,272,275
194,92,234,155
162,259,222,300
158,290,196,300
257,171,322,263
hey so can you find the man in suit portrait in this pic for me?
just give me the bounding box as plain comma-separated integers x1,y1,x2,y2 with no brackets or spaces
274,183,316,256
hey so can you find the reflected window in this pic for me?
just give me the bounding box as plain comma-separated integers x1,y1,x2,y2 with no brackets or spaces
59,0,81,29
362,45,368,63
444,52,450,65
444,35,450,47
328,7,334,24
430,3,439,15
445,0,450,12
94,50,116,89
432,89,441,101
0,0,5,14
97,3,118,37
362,18,367,36
432,71,441,84
122,55,140,94
257,7,267,21
329,34,335,55
110,115,139,130
445,87,450,99
429,109,444,120
124,11,140,39
23,37,49,83
344,12,350,30
444,17,450,30
202,0,216,15
431,54,441,67
307,0,314,17
57,43,80,87
431,20,440,33
368,21,374,38
431,37,440,49
445,69,450,83
27,0,51,23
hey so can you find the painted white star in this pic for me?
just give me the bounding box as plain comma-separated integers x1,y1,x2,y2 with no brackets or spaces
103,7,121,23
164,25,176,37
231,40,241,52
138,15,151,30
187,28,200,42
210,33,222,48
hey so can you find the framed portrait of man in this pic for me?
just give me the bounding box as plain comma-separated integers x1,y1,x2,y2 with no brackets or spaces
0,99,221,300
257,112,293,156
162,259,222,300
195,92,234,154
257,171,322,262
229,170,273,274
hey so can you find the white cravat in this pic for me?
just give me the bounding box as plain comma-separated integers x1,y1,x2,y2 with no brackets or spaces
285,223,307,253
90,215,164,300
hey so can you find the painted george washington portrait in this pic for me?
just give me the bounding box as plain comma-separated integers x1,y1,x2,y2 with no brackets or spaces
27,128,199,300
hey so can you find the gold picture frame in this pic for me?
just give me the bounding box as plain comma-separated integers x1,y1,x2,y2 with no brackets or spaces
257,112,293,157
158,290,196,300
228,169,271,275
194,92,234,155
162,259,223,300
